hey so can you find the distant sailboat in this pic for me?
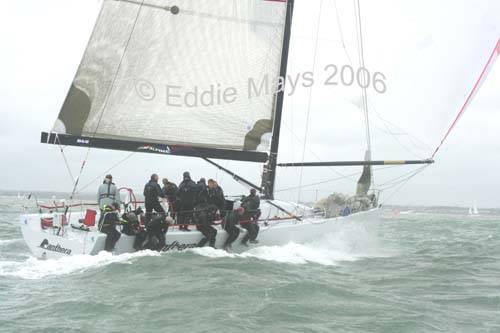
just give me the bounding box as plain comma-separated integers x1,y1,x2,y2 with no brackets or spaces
469,202,479,216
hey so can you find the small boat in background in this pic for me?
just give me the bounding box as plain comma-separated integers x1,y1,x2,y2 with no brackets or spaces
468,202,479,216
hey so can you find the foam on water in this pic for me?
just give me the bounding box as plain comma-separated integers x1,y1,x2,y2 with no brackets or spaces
189,222,386,266
0,238,23,246
0,250,161,279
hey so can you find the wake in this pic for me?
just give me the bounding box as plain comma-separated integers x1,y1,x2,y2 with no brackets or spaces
189,222,388,266
0,250,161,280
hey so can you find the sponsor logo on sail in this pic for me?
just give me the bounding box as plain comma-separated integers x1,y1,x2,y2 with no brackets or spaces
137,145,171,154
137,145,195,155
39,239,72,255
161,241,197,252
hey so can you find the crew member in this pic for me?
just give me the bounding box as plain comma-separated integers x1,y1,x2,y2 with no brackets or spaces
121,207,143,236
97,174,118,210
241,188,261,245
162,178,178,218
207,179,225,217
197,178,209,206
222,207,244,251
177,171,198,231
97,174,118,227
145,215,171,251
196,178,207,204
242,188,261,219
99,203,122,252
194,202,218,248
143,174,165,224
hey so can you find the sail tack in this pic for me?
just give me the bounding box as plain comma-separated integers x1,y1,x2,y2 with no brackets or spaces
52,0,289,161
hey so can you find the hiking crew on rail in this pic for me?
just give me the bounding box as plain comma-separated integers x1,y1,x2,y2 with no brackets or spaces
95,171,261,252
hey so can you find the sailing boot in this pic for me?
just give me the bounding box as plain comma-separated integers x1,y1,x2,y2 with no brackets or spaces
197,237,208,247
209,237,216,249
241,233,250,247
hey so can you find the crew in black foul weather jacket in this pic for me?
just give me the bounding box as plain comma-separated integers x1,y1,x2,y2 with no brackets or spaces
222,207,244,251
177,171,198,231
241,188,261,220
241,189,261,246
194,203,218,248
196,178,207,204
143,174,165,224
207,179,225,217
162,178,178,217
99,203,122,252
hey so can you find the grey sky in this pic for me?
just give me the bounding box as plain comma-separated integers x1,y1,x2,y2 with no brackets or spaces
1,0,499,208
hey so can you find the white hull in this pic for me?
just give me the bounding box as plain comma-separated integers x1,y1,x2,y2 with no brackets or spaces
20,203,380,259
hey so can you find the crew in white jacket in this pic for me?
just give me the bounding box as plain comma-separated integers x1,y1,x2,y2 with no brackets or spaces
97,174,118,210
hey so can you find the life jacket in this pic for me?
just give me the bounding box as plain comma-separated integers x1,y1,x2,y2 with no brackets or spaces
101,205,118,228
99,183,116,200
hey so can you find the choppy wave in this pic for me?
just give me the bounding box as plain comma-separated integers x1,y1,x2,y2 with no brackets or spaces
0,238,23,246
2,195,500,331
188,224,387,266
0,250,161,279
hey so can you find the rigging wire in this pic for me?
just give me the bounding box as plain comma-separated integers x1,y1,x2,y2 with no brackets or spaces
369,105,432,159
78,152,137,192
275,165,399,193
297,0,324,205
335,0,431,175
289,58,295,167
375,165,428,190
281,121,358,183
67,0,146,201
354,0,372,154
333,0,354,65
379,165,430,204
353,0,376,194
54,135,76,188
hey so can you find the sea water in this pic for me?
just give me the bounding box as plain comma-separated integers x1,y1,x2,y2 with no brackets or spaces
1,196,499,332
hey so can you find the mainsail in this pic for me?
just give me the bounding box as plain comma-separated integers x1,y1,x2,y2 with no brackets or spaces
46,0,289,162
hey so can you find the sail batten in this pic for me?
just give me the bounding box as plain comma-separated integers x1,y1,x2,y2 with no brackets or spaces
53,0,289,156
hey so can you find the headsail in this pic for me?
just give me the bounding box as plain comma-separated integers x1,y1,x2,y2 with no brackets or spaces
49,0,289,162
356,150,371,197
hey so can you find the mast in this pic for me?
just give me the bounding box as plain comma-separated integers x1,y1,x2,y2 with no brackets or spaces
261,0,295,200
